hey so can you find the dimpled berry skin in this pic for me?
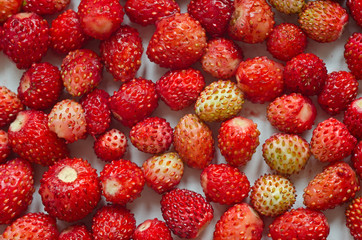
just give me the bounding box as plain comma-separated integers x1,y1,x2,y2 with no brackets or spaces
351,141,362,180
344,97,362,140
348,0,362,28
94,129,128,162
59,224,92,240
133,218,173,240
0,86,24,128
0,130,10,163
346,196,362,240
344,32,362,80
23,0,70,15
268,0,305,14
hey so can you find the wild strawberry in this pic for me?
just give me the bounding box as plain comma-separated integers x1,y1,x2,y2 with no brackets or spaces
94,129,128,162
187,0,234,37
59,224,92,240
48,99,87,143
92,205,136,240
236,56,284,103
348,0,362,28
100,159,145,205
303,161,360,210
268,0,304,14
146,13,207,69
0,130,10,163
125,0,180,26
298,0,348,43
195,80,244,122
268,208,330,240
17,62,63,110
1,212,59,239
344,97,362,140
61,49,103,97
100,25,143,82
142,152,184,194
0,0,22,23
344,32,362,80
228,0,274,43
160,188,214,239
173,114,215,169
213,203,264,240
2,12,49,69
263,133,311,175
39,158,101,222
284,53,327,96
250,174,296,217
80,89,111,136
310,118,357,163
266,23,307,62
78,0,124,40
110,78,159,127
200,163,250,205
8,110,69,166
133,218,173,240
50,9,89,55
351,141,362,179
267,93,317,134
218,116,260,167
201,38,243,79
346,196,362,240
0,158,34,224
23,0,70,15
130,117,173,154
0,86,24,127
156,68,205,111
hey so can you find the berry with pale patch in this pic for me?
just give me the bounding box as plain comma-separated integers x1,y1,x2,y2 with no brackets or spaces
100,159,145,205
213,203,264,240
250,174,296,217
303,161,360,210
268,0,304,14
23,0,70,15
39,158,101,222
310,118,357,163
0,86,24,127
0,0,22,23
346,196,362,240
142,152,184,194
351,141,362,179
0,130,10,163
218,116,260,167
59,224,92,240
161,188,214,239
348,0,362,28
344,97,362,140
133,218,173,240
173,114,215,169
94,129,127,162
344,32,362,80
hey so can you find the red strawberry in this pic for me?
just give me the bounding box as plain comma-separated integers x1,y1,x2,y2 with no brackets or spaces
187,0,234,37
351,141,362,179
17,62,63,110
266,23,307,62
50,9,89,55
94,128,128,162
0,0,22,23
344,32,362,80
48,99,87,143
344,97,362,140
61,49,103,97
2,12,50,69
156,68,205,111
133,218,173,240
92,205,136,240
125,0,180,26
80,89,111,136
346,196,362,240
160,188,214,239
268,0,304,14
130,117,173,154
310,118,357,163
59,224,92,240
267,93,317,134
0,130,10,163
0,86,24,127
100,159,145,205
110,78,159,127
348,0,362,28
250,174,296,217
201,38,243,79
78,0,124,40
303,161,360,210
1,212,59,239
23,0,70,15
146,13,207,69
200,163,250,205
218,116,260,167
173,114,215,169
142,152,184,194
0,158,34,224
268,208,330,240
236,56,284,103
100,25,143,82
39,158,101,222
228,0,275,43
8,110,69,166
284,53,327,96
213,203,264,240
298,0,348,43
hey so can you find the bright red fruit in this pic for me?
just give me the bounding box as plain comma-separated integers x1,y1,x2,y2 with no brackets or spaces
348,0,362,28
0,0,22,23
344,97,362,140
344,32,362,80
59,224,92,240
94,128,128,162
0,130,10,163
346,196,362,240
351,141,362,179
133,218,173,240
23,0,70,15
0,86,24,127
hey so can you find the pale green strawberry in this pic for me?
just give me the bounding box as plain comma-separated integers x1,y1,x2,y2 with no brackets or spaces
269,0,305,14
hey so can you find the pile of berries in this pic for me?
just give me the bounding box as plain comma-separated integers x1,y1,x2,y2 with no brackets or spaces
0,0,361,239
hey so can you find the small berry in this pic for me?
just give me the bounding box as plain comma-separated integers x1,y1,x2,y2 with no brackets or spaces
346,196,362,240
344,32,362,80
0,86,24,128
59,224,92,240
0,130,10,163
94,129,128,162
133,218,173,240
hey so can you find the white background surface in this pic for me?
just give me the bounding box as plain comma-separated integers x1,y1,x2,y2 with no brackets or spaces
0,0,361,239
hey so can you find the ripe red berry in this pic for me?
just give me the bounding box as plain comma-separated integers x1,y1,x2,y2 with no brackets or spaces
344,97,362,140
346,196,362,240
0,130,10,163
0,86,24,127
344,32,362,80
23,0,70,15
351,141,362,179
59,224,92,240
133,218,173,240
94,128,128,162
